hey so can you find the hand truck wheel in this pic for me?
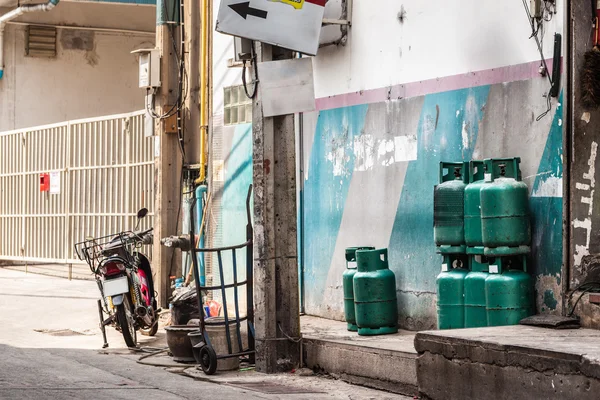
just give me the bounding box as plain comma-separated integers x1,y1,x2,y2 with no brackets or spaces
199,345,217,375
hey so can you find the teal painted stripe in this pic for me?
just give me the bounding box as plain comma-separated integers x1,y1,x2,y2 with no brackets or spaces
303,105,369,302
530,92,563,284
532,92,564,192
388,86,491,294
220,123,253,247
214,123,252,305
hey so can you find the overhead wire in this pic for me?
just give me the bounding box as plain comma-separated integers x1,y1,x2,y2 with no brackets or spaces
522,0,555,121
242,41,259,99
567,281,600,317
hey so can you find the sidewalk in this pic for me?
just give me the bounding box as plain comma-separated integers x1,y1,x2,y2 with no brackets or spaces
3,263,93,280
0,268,410,400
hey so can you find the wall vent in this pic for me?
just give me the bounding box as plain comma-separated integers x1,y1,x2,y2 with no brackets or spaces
26,26,57,58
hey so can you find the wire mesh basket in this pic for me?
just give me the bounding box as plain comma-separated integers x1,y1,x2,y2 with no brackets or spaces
74,231,135,274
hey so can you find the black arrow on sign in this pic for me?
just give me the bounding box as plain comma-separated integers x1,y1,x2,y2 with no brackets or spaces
229,1,268,20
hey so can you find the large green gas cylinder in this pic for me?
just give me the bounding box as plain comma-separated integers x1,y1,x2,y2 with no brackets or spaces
354,248,398,336
343,246,375,332
481,158,530,256
464,255,489,328
437,254,469,329
485,256,533,326
464,160,486,254
434,162,468,254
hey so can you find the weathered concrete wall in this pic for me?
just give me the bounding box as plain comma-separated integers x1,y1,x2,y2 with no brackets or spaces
302,76,564,330
568,0,600,327
301,1,565,330
0,3,154,131
312,0,563,100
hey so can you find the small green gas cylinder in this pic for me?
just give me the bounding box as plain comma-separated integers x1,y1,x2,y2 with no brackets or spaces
485,256,533,327
354,248,398,336
434,162,468,254
343,246,375,332
464,255,489,328
437,254,469,329
481,158,531,256
464,160,486,254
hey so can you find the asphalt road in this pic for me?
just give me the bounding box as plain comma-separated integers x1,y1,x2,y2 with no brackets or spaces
0,268,409,400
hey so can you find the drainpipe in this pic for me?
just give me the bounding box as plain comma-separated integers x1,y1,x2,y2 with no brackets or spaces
195,0,209,184
0,0,60,79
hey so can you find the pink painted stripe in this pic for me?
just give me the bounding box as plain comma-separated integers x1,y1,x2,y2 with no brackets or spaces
315,59,559,111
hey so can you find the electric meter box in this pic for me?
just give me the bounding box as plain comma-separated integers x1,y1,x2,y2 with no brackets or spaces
132,48,161,89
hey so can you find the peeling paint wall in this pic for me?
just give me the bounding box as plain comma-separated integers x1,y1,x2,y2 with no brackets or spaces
299,0,565,330
569,1,600,328
302,80,564,329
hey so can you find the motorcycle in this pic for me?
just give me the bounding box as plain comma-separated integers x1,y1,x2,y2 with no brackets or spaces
75,208,158,348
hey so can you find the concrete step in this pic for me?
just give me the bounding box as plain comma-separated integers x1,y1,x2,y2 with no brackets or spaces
301,315,418,396
415,325,600,400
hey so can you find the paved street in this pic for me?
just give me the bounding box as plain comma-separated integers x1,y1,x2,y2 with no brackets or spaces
0,268,409,400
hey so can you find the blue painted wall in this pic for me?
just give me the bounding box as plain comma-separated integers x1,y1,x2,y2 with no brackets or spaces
301,82,564,330
387,87,490,328
303,105,369,305
212,123,253,311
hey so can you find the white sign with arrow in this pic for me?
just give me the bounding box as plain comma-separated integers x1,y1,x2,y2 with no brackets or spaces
216,0,326,56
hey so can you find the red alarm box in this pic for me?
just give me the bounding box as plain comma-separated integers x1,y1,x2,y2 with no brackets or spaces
40,173,50,192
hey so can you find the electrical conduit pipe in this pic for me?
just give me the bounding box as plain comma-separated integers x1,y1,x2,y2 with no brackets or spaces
0,0,60,79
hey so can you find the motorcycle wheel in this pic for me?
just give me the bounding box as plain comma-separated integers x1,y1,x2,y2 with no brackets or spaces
116,295,137,348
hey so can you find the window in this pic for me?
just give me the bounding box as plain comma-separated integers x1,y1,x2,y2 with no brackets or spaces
224,85,252,125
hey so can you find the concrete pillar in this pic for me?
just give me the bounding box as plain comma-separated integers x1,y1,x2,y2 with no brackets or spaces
565,1,600,327
251,43,301,373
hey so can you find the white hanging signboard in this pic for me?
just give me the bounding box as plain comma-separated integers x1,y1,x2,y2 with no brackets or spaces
216,0,326,56
49,171,60,194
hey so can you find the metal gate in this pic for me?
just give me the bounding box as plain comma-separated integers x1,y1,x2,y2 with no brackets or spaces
0,110,154,264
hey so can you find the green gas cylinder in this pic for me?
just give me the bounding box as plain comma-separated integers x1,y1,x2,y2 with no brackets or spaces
464,160,486,254
434,162,468,254
464,255,489,328
343,246,375,332
437,254,469,329
481,158,531,256
354,248,398,336
485,256,533,327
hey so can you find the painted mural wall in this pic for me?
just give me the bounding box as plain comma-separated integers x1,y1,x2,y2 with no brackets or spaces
302,1,565,329
207,1,565,328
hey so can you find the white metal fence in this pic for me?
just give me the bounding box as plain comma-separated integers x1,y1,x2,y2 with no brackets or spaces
0,110,154,264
